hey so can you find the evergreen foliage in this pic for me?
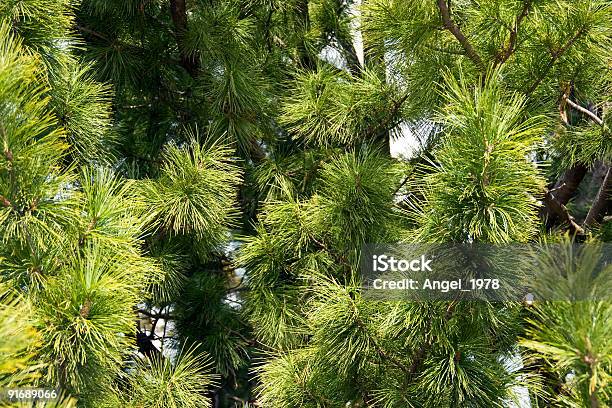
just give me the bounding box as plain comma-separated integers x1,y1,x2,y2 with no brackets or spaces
410,70,545,243
122,346,218,408
0,0,610,407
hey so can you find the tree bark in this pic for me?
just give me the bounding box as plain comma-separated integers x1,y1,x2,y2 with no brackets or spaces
584,165,611,228
542,188,585,235
493,0,531,67
543,164,588,230
551,164,588,205
170,0,199,77
437,0,485,71
565,98,604,126
541,90,605,232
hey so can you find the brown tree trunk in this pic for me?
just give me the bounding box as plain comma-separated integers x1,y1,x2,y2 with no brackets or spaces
543,164,588,229
551,164,588,204
170,0,199,77
584,165,611,228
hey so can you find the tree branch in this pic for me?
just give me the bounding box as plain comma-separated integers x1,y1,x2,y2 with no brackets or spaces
149,316,160,338
75,24,112,43
359,91,409,155
542,164,588,230
138,308,174,320
136,329,161,356
542,187,585,235
337,35,362,76
350,303,413,376
404,301,458,377
584,165,611,228
365,92,409,141
494,0,532,67
295,0,316,70
437,0,485,71
169,0,199,77
248,138,267,163
564,97,604,126
0,195,12,209
525,26,587,96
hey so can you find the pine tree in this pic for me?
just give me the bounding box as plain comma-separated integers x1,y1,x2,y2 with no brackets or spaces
1,0,611,407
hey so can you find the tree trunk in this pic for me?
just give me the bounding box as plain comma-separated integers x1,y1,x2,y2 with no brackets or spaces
584,165,611,228
170,0,199,77
543,164,588,229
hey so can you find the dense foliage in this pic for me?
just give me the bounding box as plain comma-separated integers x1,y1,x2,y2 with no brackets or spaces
0,0,610,407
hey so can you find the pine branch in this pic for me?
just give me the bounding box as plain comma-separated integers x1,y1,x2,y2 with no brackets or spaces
0,194,12,209
349,301,413,375
494,0,532,67
337,35,362,76
263,7,274,53
295,0,316,70
136,330,161,356
437,0,485,71
406,301,457,378
75,24,111,43
393,174,411,196
364,92,409,142
138,308,174,320
584,165,611,228
525,26,587,96
542,164,588,230
77,24,180,66
553,165,588,205
564,97,604,126
248,139,266,163
542,187,585,234
149,316,160,338
169,0,199,77
542,88,605,230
